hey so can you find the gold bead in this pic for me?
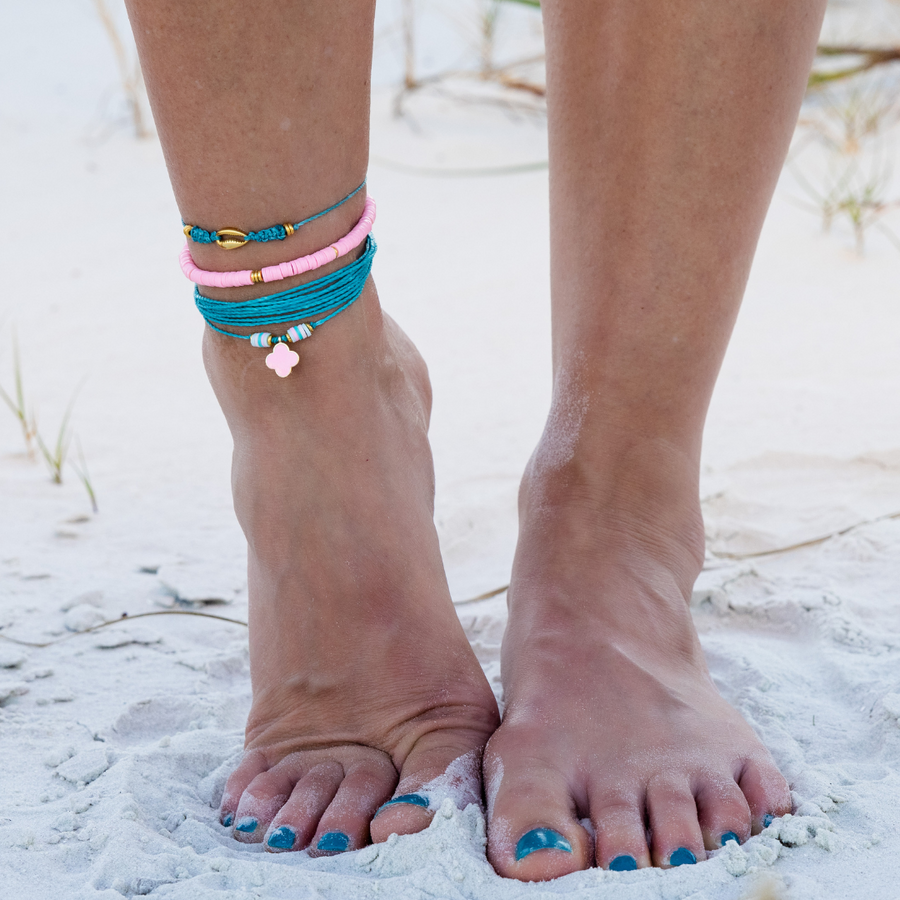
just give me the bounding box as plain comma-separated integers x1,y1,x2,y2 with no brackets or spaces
283,223,294,237
251,269,263,284
332,245,340,258
183,225,193,238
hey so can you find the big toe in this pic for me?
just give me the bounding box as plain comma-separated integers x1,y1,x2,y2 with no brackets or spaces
370,733,489,843
484,738,591,881
739,755,792,833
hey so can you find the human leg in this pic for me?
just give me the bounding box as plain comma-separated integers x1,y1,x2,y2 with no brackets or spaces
125,0,499,852
485,0,826,880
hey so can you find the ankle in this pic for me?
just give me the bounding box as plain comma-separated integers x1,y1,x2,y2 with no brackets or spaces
520,430,706,588
201,282,404,408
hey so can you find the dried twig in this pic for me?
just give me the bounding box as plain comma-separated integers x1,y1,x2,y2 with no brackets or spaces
93,0,149,138
811,45,900,88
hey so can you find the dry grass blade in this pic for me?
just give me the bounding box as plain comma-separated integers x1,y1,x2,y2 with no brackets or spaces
93,0,149,139
34,389,81,484
712,509,900,561
811,45,900,88
790,84,900,253
0,336,38,457
70,437,99,513
0,609,248,649
394,0,545,114
454,584,509,605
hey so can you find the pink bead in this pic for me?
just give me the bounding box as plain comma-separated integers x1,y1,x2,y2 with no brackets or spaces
180,197,376,289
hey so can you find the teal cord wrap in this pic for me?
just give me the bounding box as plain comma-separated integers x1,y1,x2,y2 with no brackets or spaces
194,235,376,340
186,180,366,245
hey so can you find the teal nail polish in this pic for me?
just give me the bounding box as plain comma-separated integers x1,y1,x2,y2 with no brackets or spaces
763,814,774,828
721,831,740,846
317,831,350,853
267,826,295,850
670,847,697,866
375,793,429,816
515,828,573,861
609,854,638,871
235,816,258,834
222,813,233,828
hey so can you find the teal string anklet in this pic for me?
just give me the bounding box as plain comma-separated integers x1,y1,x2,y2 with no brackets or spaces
194,235,376,378
183,180,366,249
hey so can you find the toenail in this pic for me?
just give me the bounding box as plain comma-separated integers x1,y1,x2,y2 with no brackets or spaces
375,793,430,816
267,826,296,850
669,847,697,866
762,814,774,828
222,813,233,828
721,831,740,846
609,854,638,871
515,828,573,861
317,831,350,853
235,817,258,834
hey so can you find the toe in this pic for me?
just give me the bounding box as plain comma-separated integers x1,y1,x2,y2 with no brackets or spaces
220,749,268,829
232,755,304,843
370,735,485,843
310,755,397,855
695,775,751,851
738,756,792,833
589,789,651,871
485,750,590,881
263,761,344,852
646,778,706,868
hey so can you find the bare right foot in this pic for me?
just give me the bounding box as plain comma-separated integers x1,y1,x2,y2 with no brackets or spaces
204,283,499,854
485,435,792,880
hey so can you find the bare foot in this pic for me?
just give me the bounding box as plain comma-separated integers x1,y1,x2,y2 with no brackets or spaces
485,438,791,880
204,283,499,854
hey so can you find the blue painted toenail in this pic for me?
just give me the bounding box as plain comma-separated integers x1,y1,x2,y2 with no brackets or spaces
721,831,740,846
222,813,233,828
235,817,258,834
670,847,697,866
515,828,573,861
267,826,295,850
317,831,350,853
763,814,774,828
375,793,430,816
609,854,638,871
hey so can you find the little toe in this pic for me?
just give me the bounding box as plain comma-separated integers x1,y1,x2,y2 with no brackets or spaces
263,761,344,853
219,749,269,829
646,779,706,868
232,756,306,843
590,792,651,871
370,739,484,843
695,777,751,851
486,755,590,881
738,756,792,833
309,755,397,855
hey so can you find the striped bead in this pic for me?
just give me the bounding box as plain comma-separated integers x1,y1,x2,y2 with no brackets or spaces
286,323,313,342
250,332,272,348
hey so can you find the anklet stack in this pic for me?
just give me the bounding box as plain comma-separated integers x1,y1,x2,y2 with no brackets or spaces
182,187,377,378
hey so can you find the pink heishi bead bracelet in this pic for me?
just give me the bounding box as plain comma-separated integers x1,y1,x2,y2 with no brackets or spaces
179,196,376,288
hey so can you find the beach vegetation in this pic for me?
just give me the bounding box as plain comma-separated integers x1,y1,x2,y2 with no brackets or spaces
92,0,149,139
0,337,98,510
791,81,900,253
0,335,38,458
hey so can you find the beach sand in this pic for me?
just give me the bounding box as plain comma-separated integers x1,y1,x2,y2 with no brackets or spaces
2,2,900,897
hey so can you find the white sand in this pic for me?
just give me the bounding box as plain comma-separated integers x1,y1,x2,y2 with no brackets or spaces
2,2,900,897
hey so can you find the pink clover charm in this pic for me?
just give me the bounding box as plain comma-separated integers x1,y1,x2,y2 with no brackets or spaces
265,341,300,378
